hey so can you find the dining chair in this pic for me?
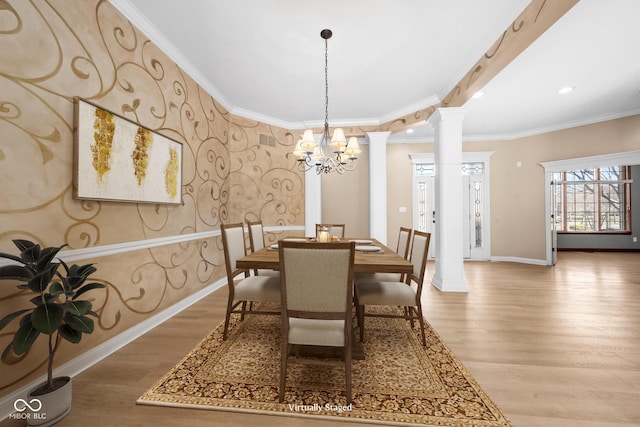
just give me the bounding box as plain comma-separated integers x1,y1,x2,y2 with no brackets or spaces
278,240,355,404
315,223,345,239
354,230,431,346
220,223,280,340
247,220,280,278
356,226,412,284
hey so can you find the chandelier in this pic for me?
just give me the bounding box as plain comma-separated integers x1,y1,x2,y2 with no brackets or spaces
293,29,360,174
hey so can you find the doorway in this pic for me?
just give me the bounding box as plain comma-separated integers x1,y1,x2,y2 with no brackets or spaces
410,152,493,260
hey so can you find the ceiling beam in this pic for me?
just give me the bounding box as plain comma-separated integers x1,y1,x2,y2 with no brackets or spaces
378,0,580,135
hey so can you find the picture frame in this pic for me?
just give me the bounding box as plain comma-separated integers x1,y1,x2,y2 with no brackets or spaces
73,97,183,204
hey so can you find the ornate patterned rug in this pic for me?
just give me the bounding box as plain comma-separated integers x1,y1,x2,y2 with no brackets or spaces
138,304,512,426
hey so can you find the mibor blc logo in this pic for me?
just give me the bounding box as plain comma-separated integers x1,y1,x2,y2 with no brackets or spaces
10,398,47,421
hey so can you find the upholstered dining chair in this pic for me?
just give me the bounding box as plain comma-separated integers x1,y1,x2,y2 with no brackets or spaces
315,223,345,239
356,226,412,284
355,230,431,346
278,240,355,404
247,220,280,278
220,222,280,340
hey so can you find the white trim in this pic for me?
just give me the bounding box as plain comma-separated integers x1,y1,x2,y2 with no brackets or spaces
539,150,640,173
367,132,391,245
410,151,494,164
489,256,547,266
0,226,305,267
59,230,219,263
378,96,440,125
0,278,226,421
410,151,494,261
539,151,640,265
108,0,231,113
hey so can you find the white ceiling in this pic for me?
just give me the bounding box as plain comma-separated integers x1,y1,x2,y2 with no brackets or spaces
110,0,640,142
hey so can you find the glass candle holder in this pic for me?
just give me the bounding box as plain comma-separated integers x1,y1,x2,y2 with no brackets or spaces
317,225,330,242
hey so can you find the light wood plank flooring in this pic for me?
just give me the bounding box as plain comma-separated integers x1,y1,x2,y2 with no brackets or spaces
2,252,639,426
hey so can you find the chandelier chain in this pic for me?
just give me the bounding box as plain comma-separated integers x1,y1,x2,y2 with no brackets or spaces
324,37,330,137
292,29,360,174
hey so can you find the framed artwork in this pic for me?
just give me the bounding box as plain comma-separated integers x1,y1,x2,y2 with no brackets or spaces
73,97,183,204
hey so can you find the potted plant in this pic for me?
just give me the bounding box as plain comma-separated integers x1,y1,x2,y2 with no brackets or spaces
0,239,104,426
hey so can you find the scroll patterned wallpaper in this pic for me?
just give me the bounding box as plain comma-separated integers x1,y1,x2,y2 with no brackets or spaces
0,0,302,394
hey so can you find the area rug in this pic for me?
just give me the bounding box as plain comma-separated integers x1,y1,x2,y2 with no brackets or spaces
137,304,512,426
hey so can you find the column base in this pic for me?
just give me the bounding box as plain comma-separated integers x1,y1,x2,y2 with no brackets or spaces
431,272,468,292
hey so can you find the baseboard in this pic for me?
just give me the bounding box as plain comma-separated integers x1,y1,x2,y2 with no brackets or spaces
489,256,547,265
0,278,226,421
557,248,640,252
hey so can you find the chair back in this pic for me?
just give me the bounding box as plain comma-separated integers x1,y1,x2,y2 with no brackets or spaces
221,223,248,282
247,220,266,252
397,227,412,259
279,241,355,319
315,224,345,239
407,230,431,292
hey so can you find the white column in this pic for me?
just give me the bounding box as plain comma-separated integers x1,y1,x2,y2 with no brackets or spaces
429,108,468,292
366,132,390,245
304,133,323,237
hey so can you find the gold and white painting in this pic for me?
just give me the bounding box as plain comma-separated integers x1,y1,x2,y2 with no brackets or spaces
74,97,183,204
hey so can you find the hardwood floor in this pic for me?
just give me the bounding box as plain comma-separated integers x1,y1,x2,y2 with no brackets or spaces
2,252,639,426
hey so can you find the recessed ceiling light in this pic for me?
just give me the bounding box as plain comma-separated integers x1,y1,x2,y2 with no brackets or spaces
406,128,414,134
472,91,484,99
558,86,574,94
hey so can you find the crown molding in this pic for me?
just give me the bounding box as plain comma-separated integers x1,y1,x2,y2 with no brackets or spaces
108,0,232,111
109,1,639,143
378,95,441,125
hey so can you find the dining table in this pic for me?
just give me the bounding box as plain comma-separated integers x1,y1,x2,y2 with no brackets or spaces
236,237,413,274
235,237,412,360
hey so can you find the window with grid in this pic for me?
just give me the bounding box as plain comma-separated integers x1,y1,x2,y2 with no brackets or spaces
553,166,631,233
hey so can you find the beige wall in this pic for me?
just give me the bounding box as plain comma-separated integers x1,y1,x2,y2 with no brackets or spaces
2,0,639,401
0,1,302,395
321,145,370,237
323,115,640,259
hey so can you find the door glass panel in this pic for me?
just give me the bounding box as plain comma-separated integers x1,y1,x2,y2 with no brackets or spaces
473,180,482,248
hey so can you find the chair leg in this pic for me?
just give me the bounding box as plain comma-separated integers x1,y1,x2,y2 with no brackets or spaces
344,343,352,404
240,301,247,321
279,343,290,403
223,294,234,341
357,304,365,342
407,306,416,328
416,305,427,347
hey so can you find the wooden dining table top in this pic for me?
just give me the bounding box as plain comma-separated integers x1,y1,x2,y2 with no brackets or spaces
236,238,413,274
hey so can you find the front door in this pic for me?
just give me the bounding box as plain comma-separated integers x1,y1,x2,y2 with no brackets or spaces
414,165,488,260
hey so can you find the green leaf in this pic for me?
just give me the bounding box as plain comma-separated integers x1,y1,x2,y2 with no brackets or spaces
77,263,97,277
64,263,96,290
29,294,58,306
58,324,81,344
36,245,65,271
18,242,41,263
26,264,58,293
63,300,92,316
49,282,64,296
0,309,32,331
0,265,33,282
31,304,64,334
64,314,94,333
13,239,36,253
73,282,105,300
0,252,25,264
13,322,40,355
